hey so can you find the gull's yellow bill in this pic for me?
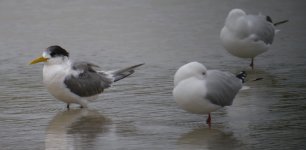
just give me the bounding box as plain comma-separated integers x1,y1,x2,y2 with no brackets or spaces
29,56,48,64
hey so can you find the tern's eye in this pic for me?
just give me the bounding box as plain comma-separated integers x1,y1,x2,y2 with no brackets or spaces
50,52,56,57
202,72,206,75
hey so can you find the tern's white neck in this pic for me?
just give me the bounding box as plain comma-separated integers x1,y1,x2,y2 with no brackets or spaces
42,57,72,86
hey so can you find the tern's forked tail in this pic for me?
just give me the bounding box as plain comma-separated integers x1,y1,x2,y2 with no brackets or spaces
111,63,144,82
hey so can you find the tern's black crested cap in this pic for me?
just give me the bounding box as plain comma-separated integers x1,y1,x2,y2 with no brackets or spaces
47,45,69,57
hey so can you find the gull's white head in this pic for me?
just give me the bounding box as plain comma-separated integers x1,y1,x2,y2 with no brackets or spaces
174,62,207,86
30,45,70,65
225,8,246,26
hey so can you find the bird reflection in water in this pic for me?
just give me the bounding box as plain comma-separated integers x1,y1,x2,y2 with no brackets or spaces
177,127,243,150
45,109,111,150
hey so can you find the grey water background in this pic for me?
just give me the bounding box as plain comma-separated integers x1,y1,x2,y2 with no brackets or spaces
0,0,305,149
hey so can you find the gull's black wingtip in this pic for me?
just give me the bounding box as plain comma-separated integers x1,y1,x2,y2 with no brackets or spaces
133,63,145,68
274,19,289,26
266,15,289,26
236,71,247,83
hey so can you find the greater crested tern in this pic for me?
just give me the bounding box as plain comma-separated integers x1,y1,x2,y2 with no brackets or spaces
220,8,288,69
173,62,246,127
30,45,144,108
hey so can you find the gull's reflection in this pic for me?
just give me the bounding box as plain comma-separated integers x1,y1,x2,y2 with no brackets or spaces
45,109,111,150
177,127,242,150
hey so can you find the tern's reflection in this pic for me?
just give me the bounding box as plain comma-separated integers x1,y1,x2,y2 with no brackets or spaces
45,109,111,150
177,127,242,150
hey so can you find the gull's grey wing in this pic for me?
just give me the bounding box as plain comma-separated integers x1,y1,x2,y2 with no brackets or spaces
205,70,243,107
64,62,113,97
245,15,275,44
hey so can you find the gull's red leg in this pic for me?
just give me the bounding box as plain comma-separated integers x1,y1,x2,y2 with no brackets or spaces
206,113,211,128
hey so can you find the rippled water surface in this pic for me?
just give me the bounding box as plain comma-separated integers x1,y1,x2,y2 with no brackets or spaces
0,0,305,149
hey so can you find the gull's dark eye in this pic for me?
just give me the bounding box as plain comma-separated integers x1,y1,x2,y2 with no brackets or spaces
202,72,206,75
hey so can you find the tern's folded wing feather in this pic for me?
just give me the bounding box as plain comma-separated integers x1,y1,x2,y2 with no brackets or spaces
64,62,113,97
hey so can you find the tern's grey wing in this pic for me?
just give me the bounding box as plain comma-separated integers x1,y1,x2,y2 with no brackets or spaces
64,62,113,97
245,15,275,44
72,61,100,72
205,70,242,107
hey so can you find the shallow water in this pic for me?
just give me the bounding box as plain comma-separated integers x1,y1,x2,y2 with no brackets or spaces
0,0,305,149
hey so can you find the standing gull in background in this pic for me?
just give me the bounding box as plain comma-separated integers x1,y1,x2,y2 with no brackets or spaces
30,45,144,108
173,62,246,127
220,8,288,69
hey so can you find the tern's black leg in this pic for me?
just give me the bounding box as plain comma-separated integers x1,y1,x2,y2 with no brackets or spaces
67,104,70,109
250,58,254,70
